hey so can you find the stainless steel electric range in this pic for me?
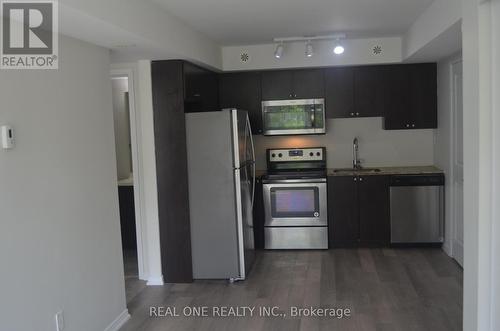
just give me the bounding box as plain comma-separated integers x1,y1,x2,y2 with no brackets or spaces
262,147,328,250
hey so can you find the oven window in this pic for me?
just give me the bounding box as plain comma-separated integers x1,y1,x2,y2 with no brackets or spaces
270,187,319,218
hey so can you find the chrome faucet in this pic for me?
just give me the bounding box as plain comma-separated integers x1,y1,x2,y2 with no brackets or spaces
353,137,362,170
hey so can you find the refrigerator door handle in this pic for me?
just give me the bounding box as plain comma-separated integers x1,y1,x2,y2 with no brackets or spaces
246,115,256,209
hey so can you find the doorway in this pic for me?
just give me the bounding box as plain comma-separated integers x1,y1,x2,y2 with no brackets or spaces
111,72,147,303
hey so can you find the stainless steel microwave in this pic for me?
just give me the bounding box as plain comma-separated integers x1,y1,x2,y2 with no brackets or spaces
261,99,326,136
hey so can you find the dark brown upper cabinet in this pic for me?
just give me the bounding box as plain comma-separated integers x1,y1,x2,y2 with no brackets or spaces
328,175,390,247
219,71,263,134
353,66,386,118
183,62,219,113
325,67,354,118
261,69,324,100
383,63,437,130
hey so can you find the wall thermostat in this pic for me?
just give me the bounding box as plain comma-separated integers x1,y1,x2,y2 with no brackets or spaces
1,125,14,149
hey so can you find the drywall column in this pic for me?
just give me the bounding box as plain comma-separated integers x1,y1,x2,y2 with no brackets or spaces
462,0,499,329
136,60,164,285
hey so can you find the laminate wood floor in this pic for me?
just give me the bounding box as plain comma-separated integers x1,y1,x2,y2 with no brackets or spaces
124,250,147,304
121,248,462,331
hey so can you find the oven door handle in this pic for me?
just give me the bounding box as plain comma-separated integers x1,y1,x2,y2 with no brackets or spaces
262,178,327,184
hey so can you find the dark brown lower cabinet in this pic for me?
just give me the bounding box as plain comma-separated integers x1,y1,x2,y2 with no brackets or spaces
328,175,390,247
358,176,390,245
328,176,359,246
118,186,137,251
253,177,265,249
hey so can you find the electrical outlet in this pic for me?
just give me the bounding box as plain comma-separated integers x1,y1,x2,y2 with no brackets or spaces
55,311,64,331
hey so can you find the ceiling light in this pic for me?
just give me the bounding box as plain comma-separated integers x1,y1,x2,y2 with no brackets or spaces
305,41,313,57
333,40,345,55
274,43,284,59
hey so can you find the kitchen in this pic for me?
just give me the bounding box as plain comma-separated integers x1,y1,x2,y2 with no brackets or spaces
130,56,462,329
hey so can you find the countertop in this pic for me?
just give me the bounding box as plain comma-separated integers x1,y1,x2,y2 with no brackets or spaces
327,166,443,177
254,166,443,178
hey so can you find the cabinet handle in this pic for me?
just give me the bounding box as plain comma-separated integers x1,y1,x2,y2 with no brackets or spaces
406,124,410,128
412,124,416,128
359,177,363,182
356,112,360,116
350,112,355,116
289,94,293,98
294,94,297,98
354,177,357,181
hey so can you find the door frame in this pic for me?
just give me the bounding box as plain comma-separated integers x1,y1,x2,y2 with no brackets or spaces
450,58,464,266
110,68,147,280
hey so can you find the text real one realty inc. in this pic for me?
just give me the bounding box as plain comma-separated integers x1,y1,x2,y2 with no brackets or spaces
150,306,352,319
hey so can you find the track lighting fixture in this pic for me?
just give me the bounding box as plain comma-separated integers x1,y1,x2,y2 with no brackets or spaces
272,33,346,59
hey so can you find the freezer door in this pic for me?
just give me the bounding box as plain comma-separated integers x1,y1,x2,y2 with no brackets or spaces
234,164,255,279
231,108,256,208
231,109,255,168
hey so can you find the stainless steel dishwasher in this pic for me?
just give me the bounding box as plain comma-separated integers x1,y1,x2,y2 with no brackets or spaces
390,174,444,244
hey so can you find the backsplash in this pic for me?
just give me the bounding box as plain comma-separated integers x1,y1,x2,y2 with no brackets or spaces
253,117,435,170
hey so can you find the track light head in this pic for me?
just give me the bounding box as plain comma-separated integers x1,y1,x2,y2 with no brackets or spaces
274,43,284,59
305,41,313,57
333,40,344,55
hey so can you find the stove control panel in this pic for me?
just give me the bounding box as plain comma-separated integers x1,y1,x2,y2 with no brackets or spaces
268,148,325,162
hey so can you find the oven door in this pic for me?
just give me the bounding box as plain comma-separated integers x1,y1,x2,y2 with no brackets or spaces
263,179,327,227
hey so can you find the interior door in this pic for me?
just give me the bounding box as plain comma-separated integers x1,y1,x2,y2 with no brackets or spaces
451,60,464,266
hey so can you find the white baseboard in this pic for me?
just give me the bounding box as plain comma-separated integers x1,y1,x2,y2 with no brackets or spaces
104,309,130,331
442,242,453,257
453,240,464,267
147,275,164,286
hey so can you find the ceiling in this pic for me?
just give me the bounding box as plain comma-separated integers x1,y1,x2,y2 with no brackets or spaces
151,0,435,45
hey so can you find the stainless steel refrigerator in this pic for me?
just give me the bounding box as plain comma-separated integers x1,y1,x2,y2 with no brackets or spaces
185,109,256,281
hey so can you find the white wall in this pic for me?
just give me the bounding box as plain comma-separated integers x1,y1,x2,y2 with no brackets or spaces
222,37,402,71
0,36,127,331
434,53,462,257
404,0,461,60
112,77,133,180
60,0,222,69
254,118,435,170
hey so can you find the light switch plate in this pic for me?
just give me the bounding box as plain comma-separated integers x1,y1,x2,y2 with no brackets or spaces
1,125,14,149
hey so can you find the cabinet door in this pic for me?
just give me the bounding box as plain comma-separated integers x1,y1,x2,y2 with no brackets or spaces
358,176,390,245
184,62,219,113
324,67,354,118
328,176,359,247
383,65,411,129
292,69,325,99
353,66,385,117
219,72,263,134
261,70,294,100
410,64,437,129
